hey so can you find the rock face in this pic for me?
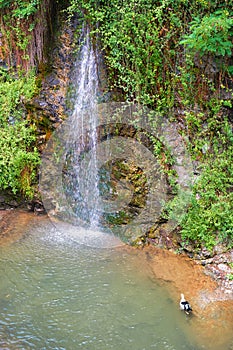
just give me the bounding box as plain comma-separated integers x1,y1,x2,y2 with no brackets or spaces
0,9,78,211
0,0,57,70
201,250,233,295
0,5,232,267
0,192,22,210
28,16,79,151
0,2,77,144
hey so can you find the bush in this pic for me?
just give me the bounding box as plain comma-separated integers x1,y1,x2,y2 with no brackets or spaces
0,122,40,197
180,118,233,249
180,10,233,57
0,69,40,198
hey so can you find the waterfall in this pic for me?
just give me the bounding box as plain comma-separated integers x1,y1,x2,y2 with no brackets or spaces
64,26,101,230
40,25,123,248
40,24,193,248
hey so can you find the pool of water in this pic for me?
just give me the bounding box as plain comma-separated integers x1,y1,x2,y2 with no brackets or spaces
0,218,232,350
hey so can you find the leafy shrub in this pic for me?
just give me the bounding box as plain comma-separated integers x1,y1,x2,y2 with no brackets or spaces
0,69,40,198
0,0,39,18
0,122,40,197
67,0,194,110
12,0,39,19
180,10,233,56
0,69,37,125
180,118,233,249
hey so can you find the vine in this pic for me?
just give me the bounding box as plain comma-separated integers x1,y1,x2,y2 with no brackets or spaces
66,0,233,249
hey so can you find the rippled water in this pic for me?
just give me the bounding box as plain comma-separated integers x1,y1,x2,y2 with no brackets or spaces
0,220,205,350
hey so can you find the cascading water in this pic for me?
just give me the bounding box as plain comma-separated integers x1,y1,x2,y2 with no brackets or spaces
40,22,194,247
40,25,124,248
66,26,101,229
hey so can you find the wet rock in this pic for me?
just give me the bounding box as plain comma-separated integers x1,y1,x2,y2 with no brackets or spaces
6,199,19,207
0,192,24,209
183,244,193,253
32,98,49,110
202,248,233,295
27,200,46,215
200,257,214,266
218,263,232,273
45,74,60,86
200,247,213,258
27,15,77,156
213,243,228,255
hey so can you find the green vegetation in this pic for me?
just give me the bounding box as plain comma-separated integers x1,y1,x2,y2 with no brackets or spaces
0,0,40,18
0,0,232,250
0,1,45,198
67,0,233,250
0,0,41,62
0,0,58,199
0,68,40,198
181,114,233,249
227,273,233,280
67,0,233,109
181,10,233,57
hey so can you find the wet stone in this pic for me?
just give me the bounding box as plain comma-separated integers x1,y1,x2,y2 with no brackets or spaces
218,263,232,273
213,243,228,255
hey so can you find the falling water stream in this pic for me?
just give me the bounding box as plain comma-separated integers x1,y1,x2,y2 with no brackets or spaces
0,27,233,350
66,26,101,229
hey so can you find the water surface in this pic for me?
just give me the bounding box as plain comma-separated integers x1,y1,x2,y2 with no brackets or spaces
0,219,200,350
0,216,232,350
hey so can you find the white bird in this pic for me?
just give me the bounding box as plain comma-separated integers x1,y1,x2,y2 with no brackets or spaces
180,293,192,315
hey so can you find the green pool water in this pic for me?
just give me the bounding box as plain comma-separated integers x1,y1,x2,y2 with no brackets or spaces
0,220,220,350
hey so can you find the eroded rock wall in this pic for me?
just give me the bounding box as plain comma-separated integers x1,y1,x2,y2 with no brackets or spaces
0,0,58,71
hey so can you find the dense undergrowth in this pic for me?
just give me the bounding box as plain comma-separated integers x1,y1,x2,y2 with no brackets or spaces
0,0,58,198
0,68,39,198
67,0,233,249
0,0,233,249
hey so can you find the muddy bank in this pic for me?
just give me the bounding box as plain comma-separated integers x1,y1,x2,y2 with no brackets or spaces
145,246,233,350
120,245,233,350
0,209,46,245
